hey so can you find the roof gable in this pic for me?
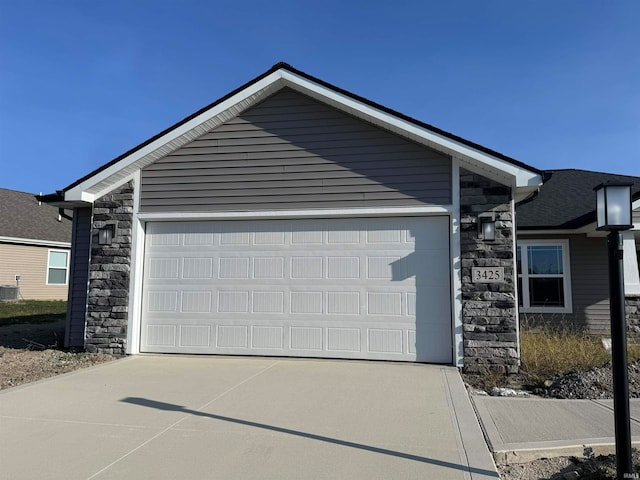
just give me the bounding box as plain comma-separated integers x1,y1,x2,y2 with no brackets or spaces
52,63,543,204
0,188,71,244
139,88,453,212
517,169,640,230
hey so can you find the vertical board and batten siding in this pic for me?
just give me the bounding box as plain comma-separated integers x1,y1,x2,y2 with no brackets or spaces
518,234,610,333
0,243,69,300
65,208,92,347
139,88,452,212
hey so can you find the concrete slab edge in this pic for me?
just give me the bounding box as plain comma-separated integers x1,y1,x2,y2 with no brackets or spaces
469,395,502,453
594,399,640,424
443,368,500,479
493,440,640,465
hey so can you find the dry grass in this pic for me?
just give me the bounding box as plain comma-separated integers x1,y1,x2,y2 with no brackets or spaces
0,300,67,326
520,325,640,381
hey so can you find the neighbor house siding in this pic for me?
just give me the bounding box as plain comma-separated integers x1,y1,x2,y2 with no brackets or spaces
65,207,92,348
518,234,610,334
634,209,640,227
0,243,69,300
140,88,452,212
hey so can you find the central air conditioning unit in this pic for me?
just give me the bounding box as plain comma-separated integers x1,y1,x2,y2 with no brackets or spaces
0,285,19,301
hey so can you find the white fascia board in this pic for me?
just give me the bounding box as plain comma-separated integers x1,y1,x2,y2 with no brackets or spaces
64,66,542,203
64,71,288,203
137,205,453,222
279,70,543,189
0,236,71,248
518,225,594,236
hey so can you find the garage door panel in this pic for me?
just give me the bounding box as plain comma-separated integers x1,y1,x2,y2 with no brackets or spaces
141,217,451,362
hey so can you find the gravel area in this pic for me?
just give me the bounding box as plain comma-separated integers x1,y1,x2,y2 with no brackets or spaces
463,360,640,400
545,361,640,399
0,318,116,390
0,347,115,389
498,452,640,480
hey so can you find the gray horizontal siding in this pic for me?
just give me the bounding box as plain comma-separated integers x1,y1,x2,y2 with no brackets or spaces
518,234,610,334
634,209,640,227
65,207,91,348
140,88,451,212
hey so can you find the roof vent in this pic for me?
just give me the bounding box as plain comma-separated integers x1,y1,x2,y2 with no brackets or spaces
0,285,19,302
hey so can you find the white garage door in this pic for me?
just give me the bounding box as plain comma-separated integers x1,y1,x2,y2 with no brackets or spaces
140,216,452,362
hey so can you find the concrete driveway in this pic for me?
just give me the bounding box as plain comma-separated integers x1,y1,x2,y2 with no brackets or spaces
0,356,497,479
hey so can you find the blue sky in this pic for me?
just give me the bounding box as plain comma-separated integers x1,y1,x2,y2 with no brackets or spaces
1,1,638,194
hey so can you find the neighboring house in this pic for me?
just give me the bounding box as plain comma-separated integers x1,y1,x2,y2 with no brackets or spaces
40,62,547,373
515,169,640,334
0,188,72,300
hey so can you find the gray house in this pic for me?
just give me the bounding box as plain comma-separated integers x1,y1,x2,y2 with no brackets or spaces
515,169,640,334
42,63,550,373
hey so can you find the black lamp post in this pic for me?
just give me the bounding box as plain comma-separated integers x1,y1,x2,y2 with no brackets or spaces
594,181,634,479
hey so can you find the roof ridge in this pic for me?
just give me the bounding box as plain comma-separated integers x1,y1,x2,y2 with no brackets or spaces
0,187,37,196
546,168,640,179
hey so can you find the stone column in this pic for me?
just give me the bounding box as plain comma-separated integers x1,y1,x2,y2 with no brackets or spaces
460,169,518,374
85,181,133,354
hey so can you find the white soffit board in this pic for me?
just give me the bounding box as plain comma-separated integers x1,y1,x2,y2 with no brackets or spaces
139,216,453,363
65,67,542,202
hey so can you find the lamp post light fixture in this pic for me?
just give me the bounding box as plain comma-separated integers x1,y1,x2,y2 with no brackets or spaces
594,181,634,479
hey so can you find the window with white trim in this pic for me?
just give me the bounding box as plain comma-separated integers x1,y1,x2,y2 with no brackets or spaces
47,250,69,285
517,240,572,313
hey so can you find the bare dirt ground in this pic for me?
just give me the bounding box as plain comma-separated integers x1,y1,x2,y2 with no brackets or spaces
0,317,115,390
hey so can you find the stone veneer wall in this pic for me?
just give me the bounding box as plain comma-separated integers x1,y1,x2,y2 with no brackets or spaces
460,169,518,374
627,297,640,336
85,181,134,354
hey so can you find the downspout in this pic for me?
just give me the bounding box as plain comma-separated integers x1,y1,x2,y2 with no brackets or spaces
58,208,73,222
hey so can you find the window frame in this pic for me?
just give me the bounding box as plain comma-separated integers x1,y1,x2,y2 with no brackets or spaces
46,249,70,286
517,239,572,314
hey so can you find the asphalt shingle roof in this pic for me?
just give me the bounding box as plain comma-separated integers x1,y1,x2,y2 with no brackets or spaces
517,169,640,229
0,188,72,243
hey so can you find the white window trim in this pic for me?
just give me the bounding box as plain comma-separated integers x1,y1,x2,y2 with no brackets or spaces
46,249,70,286
517,239,572,314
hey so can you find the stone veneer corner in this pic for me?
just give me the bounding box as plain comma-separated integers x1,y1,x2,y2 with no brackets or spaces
85,181,134,354
460,169,518,374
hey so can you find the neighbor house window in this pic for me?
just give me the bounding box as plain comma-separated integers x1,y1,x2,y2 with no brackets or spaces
517,240,572,313
47,250,69,285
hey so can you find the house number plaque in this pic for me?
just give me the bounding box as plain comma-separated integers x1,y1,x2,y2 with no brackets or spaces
471,267,504,283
